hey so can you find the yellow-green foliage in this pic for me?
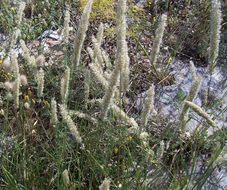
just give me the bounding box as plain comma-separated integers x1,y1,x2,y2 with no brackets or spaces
103,4,147,38
127,5,147,38
80,0,116,20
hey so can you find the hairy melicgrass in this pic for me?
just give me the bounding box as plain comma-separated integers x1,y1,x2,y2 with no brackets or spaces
209,0,222,73
72,0,93,67
141,84,155,127
101,0,128,118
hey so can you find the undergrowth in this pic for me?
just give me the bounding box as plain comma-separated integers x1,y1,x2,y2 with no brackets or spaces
0,0,226,189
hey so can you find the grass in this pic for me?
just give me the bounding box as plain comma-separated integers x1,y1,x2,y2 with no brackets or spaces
0,0,226,189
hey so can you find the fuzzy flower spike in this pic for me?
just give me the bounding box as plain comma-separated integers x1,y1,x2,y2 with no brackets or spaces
11,53,20,108
60,66,70,105
99,178,111,190
37,68,45,98
72,0,93,66
184,101,216,127
59,104,83,146
141,84,155,126
209,0,222,73
16,2,26,26
101,0,128,118
51,98,58,125
179,76,202,132
10,2,25,48
63,4,70,44
150,14,167,67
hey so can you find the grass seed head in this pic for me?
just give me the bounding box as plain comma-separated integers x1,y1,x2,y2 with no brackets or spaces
99,178,111,190
37,68,45,97
20,75,28,86
59,104,83,145
36,55,45,67
72,0,93,66
209,0,222,73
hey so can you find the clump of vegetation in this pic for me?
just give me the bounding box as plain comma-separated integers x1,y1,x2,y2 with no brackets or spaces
0,0,226,189
143,0,227,64
80,0,116,20
0,0,71,41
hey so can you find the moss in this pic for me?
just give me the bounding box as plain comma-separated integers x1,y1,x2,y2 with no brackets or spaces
130,4,145,15
127,5,150,38
104,27,115,37
80,0,116,20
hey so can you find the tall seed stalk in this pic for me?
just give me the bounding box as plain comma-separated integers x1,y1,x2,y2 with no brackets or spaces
149,14,167,78
141,84,155,126
72,0,93,67
209,0,222,73
101,0,128,118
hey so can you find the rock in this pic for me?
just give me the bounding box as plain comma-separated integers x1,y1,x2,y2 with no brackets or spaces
134,59,227,134
135,0,147,8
